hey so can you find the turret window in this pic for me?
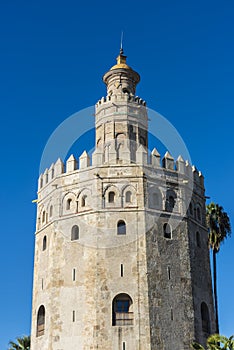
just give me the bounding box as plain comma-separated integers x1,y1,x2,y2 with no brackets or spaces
36,305,45,337
117,220,126,235
81,195,87,207
42,236,47,251
42,211,46,223
189,202,193,216
197,205,201,221
165,190,177,212
196,231,201,248
201,302,210,333
149,190,162,209
49,205,53,217
163,223,172,239
71,225,79,241
108,191,115,203
153,193,159,206
66,198,72,210
125,191,132,203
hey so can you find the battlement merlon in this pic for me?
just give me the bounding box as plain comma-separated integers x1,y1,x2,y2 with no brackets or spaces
37,148,205,197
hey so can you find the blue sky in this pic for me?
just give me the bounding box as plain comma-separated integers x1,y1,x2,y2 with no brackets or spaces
1,0,234,347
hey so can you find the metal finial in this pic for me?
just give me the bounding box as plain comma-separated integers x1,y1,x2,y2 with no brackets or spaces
120,31,124,54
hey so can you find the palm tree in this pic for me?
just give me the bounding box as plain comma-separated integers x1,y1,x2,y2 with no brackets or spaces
191,334,234,349
8,335,30,350
206,202,231,334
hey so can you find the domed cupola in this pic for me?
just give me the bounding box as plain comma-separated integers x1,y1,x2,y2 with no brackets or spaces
103,48,140,97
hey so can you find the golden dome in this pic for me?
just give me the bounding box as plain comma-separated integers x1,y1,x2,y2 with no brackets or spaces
110,51,132,71
110,63,131,70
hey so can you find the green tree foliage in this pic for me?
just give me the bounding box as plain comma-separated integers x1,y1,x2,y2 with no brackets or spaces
8,335,30,350
206,202,231,333
191,334,234,349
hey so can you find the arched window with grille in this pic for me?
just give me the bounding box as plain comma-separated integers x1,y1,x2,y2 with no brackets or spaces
201,302,210,333
42,236,47,251
117,220,126,235
71,225,79,241
163,223,172,239
36,305,45,337
112,293,133,326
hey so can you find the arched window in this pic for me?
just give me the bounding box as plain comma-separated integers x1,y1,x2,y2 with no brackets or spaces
149,190,162,209
125,191,132,203
163,223,172,239
37,305,45,337
42,236,47,251
49,205,53,217
194,207,197,219
122,88,130,95
71,225,79,241
189,202,193,215
165,190,176,212
117,220,126,235
196,231,201,248
81,195,87,207
153,193,159,207
108,191,115,203
197,206,201,221
66,198,72,210
42,211,46,223
112,293,133,326
140,136,146,146
201,302,210,333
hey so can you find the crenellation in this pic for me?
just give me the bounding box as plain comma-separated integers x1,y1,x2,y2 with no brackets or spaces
136,144,148,165
95,93,146,111
150,148,161,167
43,168,49,185
54,158,64,177
162,151,174,170
66,155,77,173
79,151,90,169
176,155,185,173
48,163,54,182
199,171,204,187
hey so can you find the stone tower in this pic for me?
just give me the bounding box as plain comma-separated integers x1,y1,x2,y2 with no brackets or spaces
31,49,216,350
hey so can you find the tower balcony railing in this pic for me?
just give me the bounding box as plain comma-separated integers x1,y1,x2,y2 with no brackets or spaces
115,312,134,326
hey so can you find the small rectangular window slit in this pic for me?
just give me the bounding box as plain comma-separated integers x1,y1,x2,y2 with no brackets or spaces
171,308,173,321
73,268,76,281
121,264,124,277
167,266,171,280
42,278,44,290
123,342,126,350
72,310,75,322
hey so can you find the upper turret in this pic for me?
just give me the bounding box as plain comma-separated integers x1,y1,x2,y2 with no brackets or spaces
102,48,140,97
